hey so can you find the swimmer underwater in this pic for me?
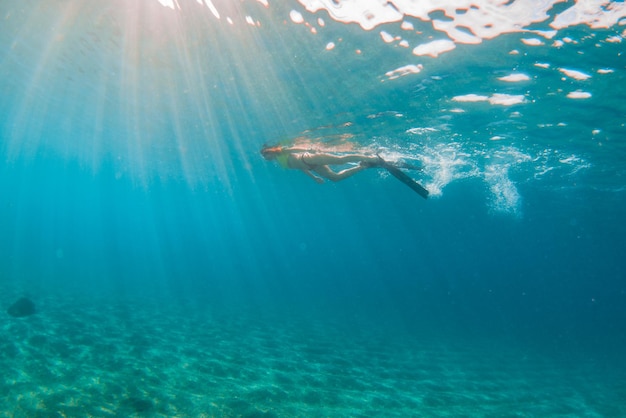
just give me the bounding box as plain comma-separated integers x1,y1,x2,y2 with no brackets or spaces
260,142,429,199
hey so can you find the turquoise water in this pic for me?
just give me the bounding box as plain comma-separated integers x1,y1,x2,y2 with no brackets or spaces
1,1,625,416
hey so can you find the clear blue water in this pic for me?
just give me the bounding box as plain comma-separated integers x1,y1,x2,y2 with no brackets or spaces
1,1,625,416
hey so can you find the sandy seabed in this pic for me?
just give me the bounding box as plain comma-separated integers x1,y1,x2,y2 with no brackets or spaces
1,295,624,417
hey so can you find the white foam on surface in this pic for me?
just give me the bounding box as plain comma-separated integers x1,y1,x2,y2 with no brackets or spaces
385,64,423,80
550,0,626,29
489,94,525,106
400,21,414,31
380,31,395,44
559,68,592,80
154,0,625,96
432,19,482,44
498,74,531,82
521,38,544,46
412,39,456,57
452,94,489,103
297,0,626,36
405,127,438,135
566,91,592,99
299,0,402,30
157,0,625,59
452,94,525,106
290,10,304,24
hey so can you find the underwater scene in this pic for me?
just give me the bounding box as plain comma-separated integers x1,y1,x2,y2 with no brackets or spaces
1,0,625,416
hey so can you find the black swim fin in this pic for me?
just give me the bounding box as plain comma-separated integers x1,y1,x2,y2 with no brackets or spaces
366,156,421,171
375,157,429,199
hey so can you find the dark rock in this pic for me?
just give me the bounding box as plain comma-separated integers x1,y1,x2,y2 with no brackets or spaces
7,297,36,317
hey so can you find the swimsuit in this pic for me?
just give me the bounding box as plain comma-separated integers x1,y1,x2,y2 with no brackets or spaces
299,153,316,170
276,152,316,170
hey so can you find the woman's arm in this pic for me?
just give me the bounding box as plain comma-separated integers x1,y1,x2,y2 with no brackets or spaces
303,169,325,184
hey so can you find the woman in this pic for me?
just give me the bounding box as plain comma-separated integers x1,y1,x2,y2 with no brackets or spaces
261,143,382,183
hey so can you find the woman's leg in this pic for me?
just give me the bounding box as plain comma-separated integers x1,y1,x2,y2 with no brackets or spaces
314,164,369,181
309,153,378,166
